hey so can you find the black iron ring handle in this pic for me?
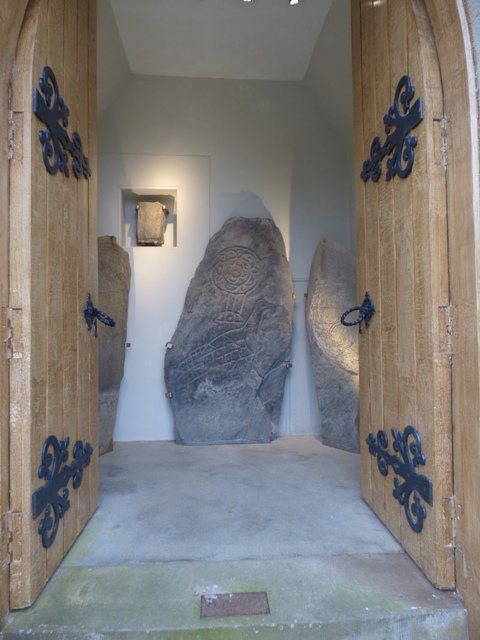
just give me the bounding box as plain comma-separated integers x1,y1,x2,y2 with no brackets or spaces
340,291,375,334
83,293,115,338
341,306,368,326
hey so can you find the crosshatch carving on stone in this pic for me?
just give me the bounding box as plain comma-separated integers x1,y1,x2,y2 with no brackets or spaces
212,246,261,323
177,298,279,387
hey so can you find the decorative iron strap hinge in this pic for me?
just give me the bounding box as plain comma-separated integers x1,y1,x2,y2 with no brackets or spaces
1,308,23,360
443,496,458,549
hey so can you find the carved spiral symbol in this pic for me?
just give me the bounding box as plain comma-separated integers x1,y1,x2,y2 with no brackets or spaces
212,247,261,295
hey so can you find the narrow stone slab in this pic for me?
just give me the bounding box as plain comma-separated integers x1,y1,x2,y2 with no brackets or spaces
165,216,293,445
98,236,131,455
306,238,359,452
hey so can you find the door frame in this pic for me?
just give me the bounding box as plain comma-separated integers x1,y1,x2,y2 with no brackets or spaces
352,0,480,633
0,1,30,625
426,1,480,632
413,0,480,632
1,0,480,633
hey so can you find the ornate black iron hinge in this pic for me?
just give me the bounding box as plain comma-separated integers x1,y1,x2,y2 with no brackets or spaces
366,425,433,533
32,435,93,548
33,66,91,179
341,291,375,334
361,75,423,182
83,293,115,338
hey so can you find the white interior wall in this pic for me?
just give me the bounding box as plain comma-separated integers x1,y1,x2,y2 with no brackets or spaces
97,3,355,443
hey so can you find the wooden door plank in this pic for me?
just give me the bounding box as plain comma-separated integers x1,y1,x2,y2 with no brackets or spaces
26,2,50,608
61,0,80,551
424,0,480,628
0,0,30,623
9,0,50,609
389,0,420,562
374,0,399,538
61,0,79,553
359,0,385,518
351,0,372,507
44,0,66,579
87,0,99,517
76,0,95,532
408,0,453,589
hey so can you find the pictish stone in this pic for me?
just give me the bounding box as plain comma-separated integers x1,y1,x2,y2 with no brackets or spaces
135,201,169,246
165,216,294,445
305,237,359,452
98,236,131,455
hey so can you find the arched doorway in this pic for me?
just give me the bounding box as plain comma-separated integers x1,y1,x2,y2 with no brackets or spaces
1,1,480,637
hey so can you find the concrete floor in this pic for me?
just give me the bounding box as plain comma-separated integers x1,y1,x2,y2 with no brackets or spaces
1,436,468,639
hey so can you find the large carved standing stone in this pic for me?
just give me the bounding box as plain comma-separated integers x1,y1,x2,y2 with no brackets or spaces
305,238,359,452
165,217,293,445
98,236,131,455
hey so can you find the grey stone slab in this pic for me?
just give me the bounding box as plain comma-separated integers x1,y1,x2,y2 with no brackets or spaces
165,216,293,445
306,238,359,452
98,236,131,455
1,556,467,639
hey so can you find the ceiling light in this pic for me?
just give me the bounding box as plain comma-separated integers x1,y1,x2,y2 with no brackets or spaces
290,0,299,4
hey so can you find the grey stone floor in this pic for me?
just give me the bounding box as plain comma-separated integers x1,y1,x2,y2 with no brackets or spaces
65,435,402,566
1,436,468,639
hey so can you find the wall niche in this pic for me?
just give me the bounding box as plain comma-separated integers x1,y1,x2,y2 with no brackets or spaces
121,187,177,247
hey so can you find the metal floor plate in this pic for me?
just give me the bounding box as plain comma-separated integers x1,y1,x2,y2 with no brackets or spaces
200,592,270,618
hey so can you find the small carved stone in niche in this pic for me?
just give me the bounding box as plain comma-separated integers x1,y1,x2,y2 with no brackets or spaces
135,201,169,246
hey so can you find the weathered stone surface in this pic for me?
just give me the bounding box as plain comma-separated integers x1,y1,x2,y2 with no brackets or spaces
98,236,131,455
305,238,359,452
136,201,168,245
165,217,293,445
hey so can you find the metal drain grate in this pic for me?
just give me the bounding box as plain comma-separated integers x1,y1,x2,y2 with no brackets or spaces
200,592,270,618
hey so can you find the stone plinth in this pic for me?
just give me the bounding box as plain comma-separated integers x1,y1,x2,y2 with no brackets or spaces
165,216,293,445
306,237,359,452
98,236,131,455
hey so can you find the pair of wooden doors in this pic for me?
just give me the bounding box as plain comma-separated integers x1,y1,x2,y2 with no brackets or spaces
3,0,474,615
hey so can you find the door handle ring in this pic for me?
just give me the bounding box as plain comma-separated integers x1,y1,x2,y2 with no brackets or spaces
340,291,375,334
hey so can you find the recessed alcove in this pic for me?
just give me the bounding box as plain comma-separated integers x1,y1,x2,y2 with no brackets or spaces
121,187,177,248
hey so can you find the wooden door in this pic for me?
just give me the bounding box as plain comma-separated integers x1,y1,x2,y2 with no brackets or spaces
8,0,98,609
352,0,454,588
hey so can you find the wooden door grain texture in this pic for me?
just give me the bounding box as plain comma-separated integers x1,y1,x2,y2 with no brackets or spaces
423,1,480,634
0,0,30,625
352,0,454,589
8,0,98,609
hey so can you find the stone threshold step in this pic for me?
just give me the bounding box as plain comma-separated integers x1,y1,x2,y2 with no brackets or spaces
1,554,468,640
